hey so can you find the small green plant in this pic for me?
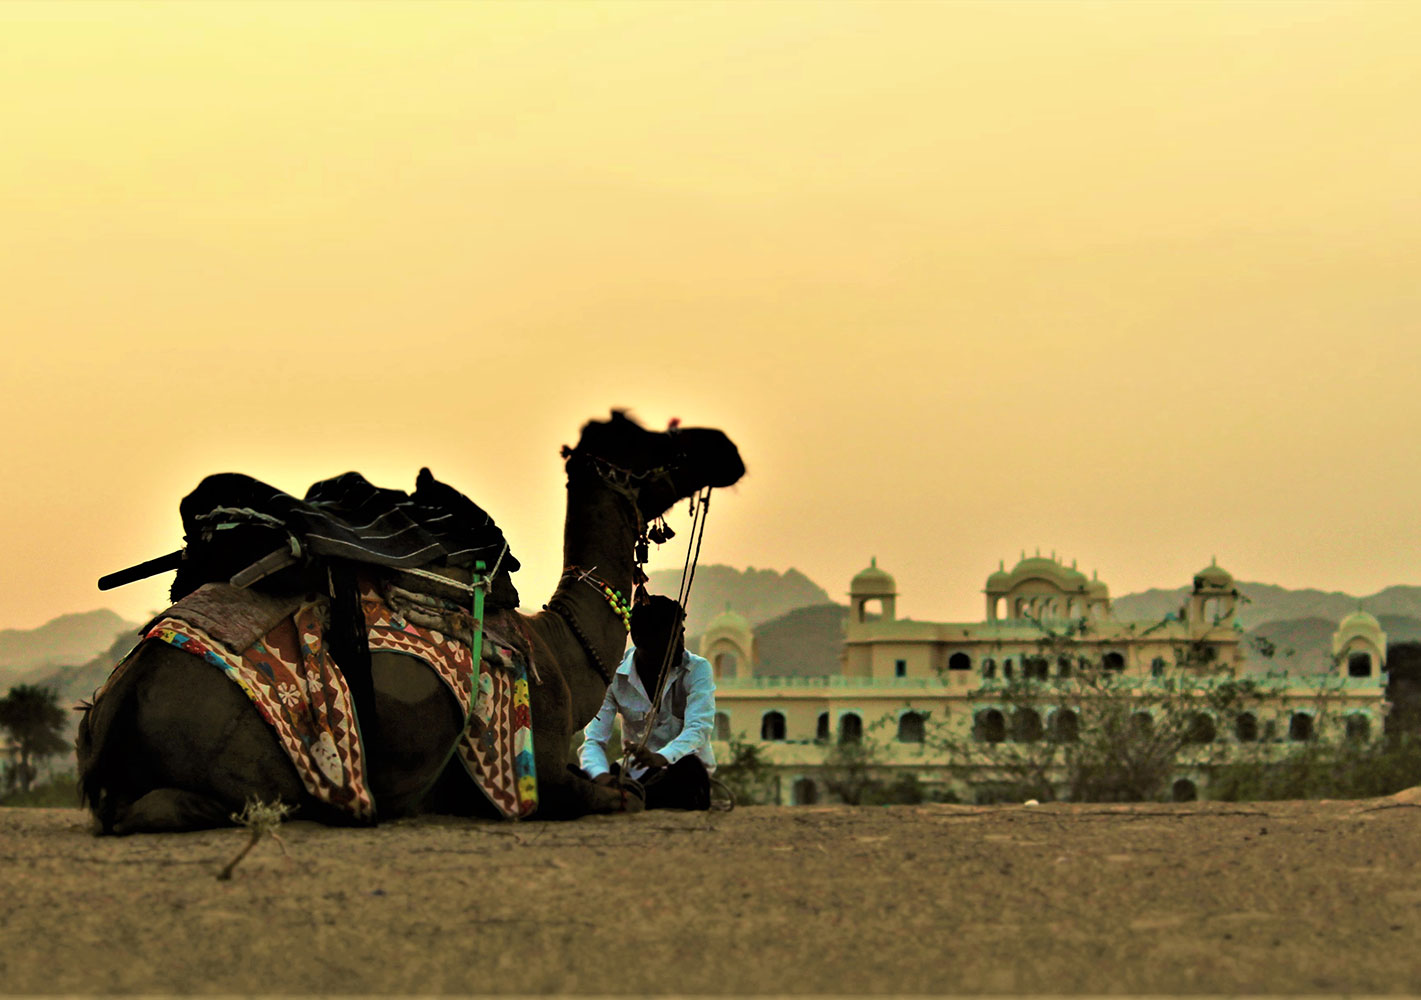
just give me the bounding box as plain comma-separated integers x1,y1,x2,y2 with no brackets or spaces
0,771,79,808
217,798,292,881
715,736,775,805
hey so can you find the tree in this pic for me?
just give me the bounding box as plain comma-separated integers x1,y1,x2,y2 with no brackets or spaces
931,635,1265,803
0,685,69,794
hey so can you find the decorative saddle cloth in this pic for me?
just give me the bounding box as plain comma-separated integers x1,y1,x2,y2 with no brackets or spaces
113,580,538,821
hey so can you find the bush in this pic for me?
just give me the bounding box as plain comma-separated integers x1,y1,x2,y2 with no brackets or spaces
0,771,81,808
1210,737,1421,801
715,736,776,805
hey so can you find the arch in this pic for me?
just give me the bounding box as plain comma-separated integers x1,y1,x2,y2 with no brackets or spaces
791,778,818,805
1003,659,1014,680
1234,712,1258,742
1185,712,1216,744
713,651,739,680
897,711,926,743
1346,713,1371,743
839,712,863,744
974,709,1006,744
1171,779,1198,802
993,596,1005,621
1049,708,1079,743
1057,656,1073,679
1024,657,1049,680
1129,711,1153,739
948,652,971,672
1348,652,1373,678
1151,657,1167,677
982,658,997,679
713,712,731,741
1011,707,1043,743
1289,712,1314,741
1103,651,1125,672
815,712,830,742
761,711,786,741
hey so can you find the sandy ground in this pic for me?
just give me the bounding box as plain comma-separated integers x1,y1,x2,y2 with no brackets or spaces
3,798,1421,996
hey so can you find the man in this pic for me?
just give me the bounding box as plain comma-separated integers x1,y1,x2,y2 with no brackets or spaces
579,595,716,810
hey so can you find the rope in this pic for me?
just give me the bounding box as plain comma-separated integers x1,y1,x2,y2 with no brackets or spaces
619,488,713,784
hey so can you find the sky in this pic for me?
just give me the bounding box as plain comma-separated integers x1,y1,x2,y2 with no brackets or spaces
2,0,1419,631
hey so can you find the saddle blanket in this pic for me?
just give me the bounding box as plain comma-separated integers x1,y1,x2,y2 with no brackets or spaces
123,581,537,821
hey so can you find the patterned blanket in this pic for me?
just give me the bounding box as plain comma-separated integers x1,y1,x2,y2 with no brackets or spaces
122,580,537,821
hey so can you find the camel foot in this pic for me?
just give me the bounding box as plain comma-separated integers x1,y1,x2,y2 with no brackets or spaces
111,788,237,835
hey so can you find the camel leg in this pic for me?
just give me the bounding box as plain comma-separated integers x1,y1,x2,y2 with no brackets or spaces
82,643,310,834
112,788,233,834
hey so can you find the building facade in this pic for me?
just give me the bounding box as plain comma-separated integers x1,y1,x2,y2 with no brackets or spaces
704,555,1389,804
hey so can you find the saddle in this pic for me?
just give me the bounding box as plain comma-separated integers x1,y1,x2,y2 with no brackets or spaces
99,468,535,820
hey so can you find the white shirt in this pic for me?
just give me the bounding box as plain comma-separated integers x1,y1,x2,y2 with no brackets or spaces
579,646,717,779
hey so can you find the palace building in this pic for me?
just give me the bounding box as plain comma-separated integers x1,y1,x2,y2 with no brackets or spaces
703,555,1389,805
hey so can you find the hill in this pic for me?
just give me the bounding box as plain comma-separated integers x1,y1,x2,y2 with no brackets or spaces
1113,582,1421,631
0,610,141,691
646,564,829,638
751,603,849,677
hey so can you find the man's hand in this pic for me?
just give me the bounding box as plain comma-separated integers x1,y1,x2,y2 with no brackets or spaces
625,742,669,770
593,772,616,786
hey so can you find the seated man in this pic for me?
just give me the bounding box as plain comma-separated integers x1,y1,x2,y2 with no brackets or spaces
578,595,716,810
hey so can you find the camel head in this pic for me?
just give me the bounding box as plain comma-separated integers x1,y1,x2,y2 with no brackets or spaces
564,411,745,520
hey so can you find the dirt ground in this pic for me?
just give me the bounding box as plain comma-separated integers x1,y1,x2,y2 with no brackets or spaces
3,797,1421,996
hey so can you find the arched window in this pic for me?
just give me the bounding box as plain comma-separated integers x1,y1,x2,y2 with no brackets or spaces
839,713,863,744
1289,712,1314,741
948,652,971,672
898,711,926,743
1171,779,1198,802
1103,652,1126,672
1003,659,1014,680
792,778,817,805
982,658,997,679
1234,712,1258,742
713,712,731,741
974,709,1006,744
1049,708,1079,743
1348,652,1373,678
1185,712,1216,744
714,651,738,680
1024,657,1049,681
761,711,786,741
1057,656,1073,679
1346,714,1371,743
1151,657,1167,677
1129,712,1153,739
815,712,830,742
1011,707,1043,743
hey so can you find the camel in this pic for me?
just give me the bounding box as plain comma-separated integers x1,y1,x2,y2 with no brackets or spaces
77,412,745,833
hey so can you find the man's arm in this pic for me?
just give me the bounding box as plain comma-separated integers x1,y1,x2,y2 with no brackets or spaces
578,690,619,779
652,655,716,765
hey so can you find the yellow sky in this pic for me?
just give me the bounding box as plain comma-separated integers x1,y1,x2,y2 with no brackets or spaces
2,0,1419,631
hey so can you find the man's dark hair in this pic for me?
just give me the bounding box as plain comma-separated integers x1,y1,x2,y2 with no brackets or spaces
630,595,685,651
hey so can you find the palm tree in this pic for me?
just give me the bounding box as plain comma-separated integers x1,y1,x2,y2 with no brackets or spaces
0,685,69,794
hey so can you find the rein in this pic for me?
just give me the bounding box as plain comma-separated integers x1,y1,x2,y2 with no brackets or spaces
622,486,713,774
557,433,717,808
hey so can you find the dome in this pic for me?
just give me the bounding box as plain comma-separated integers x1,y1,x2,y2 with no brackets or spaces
1339,609,1381,631
851,557,897,596
1193,560,1234,591
989,553,1089,593
1332,609,1386,658
1085,577,1110,597
703,606,753,636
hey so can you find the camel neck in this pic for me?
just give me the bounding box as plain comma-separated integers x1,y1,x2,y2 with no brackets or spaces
548,476,640,676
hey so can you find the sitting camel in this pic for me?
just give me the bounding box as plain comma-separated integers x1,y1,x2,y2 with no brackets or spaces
77,411,745,833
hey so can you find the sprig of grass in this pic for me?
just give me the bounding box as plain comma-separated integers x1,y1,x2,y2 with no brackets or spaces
216,798,293,881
